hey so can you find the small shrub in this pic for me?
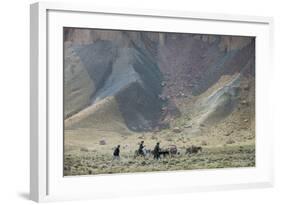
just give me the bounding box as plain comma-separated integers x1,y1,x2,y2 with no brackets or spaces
226,139,235,144
151,135,157,140
99,139,106,145
201,140,208,146
141,161,146,166
80,147,89,152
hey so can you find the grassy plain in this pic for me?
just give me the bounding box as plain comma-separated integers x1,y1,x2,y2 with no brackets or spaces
64,129,255,176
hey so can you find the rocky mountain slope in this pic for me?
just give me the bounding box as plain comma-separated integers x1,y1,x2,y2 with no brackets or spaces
63,28,255,136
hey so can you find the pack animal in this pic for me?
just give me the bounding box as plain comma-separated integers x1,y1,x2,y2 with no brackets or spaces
185,145,202,155
134,147,151,158
168,145,178,156
159,150,170,158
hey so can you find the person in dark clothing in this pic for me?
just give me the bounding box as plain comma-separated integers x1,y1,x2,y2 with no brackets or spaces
153,142,161,160
138,141,145,156
113,145,120,160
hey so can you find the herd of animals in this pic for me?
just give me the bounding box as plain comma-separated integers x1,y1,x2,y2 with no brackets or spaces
112,141,203,160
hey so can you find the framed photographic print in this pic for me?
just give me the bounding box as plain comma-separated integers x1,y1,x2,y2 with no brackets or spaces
30,2,274,202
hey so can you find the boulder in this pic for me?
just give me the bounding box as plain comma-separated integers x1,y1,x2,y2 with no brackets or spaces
243,85,250,91
225,130,233,136
184,124,192,128
243,119,249,123
173,127,182,133
201,140,208,146
161,106,167,111
226,139,235,144
241,100,249,106
99,139,106,145
200,123,205,127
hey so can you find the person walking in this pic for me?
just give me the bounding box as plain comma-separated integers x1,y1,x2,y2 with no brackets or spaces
138,141,145,157
153,142,161,160
113,145,121,160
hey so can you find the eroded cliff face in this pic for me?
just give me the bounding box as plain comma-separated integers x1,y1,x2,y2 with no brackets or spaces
64,29,165,131
64,43,95,118
64,28,255,133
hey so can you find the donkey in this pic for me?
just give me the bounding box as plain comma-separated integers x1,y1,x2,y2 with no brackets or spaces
185,145,202,155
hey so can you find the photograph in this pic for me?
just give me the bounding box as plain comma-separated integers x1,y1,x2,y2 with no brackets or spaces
63,27,255,176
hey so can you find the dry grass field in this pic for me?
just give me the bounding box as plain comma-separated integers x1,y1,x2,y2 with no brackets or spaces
64,132,255,176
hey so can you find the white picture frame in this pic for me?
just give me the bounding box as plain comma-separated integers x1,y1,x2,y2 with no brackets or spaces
30,2,274,202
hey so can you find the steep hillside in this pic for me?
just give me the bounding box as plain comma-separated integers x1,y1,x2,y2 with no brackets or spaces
64,35,165,131
64,43,95,118
65,96,130,134
64,28,255,135
156,34,254,99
